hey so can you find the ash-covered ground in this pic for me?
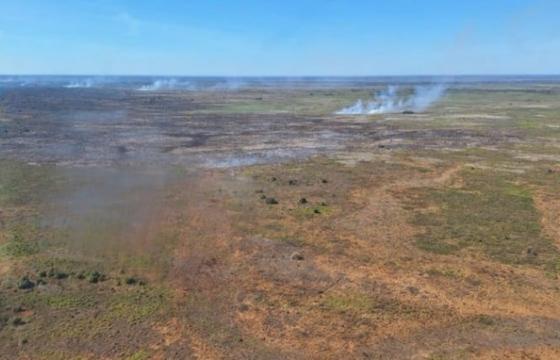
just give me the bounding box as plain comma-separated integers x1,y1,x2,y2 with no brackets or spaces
0,77,534,168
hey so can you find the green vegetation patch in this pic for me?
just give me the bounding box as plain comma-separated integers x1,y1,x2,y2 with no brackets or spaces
0,161,65,261
426,267,463,278
292,202,334,219
43,292,98,310
126,350,151,360
322,292,376,314
409,168,560,268
0,161,60,207
320,291,438,321
106,286,169,323
204,89,373,115
0,228,40,257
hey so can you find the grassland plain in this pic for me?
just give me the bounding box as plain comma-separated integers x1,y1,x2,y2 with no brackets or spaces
1,82,560,358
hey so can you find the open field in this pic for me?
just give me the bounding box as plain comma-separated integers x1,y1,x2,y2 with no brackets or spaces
1,78,560,359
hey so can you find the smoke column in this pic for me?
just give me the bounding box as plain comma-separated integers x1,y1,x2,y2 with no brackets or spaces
336,84,447,115
65,79,95,88
138,79,195,91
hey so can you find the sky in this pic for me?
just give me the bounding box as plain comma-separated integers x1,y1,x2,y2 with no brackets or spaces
0,0,558,76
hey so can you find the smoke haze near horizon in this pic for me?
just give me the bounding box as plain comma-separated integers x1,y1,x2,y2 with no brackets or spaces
336,84,447,115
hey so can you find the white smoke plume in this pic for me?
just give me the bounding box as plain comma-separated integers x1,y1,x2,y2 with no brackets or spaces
138,79,194,91
138,78,249,92
208,79,248,91
65,79,95,88
336,84,446,115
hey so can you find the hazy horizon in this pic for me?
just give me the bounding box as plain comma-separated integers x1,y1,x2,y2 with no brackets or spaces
2,74,560,78
2,73,560,76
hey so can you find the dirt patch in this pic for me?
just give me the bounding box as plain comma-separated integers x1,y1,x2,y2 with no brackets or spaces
535,191,560,248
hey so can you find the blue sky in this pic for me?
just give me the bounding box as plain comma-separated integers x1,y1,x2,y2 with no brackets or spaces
0,0,558,75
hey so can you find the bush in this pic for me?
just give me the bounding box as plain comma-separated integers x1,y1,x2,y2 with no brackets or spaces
17,276,35,290
265,197,278,205
87,271,105,284
125,276,146,286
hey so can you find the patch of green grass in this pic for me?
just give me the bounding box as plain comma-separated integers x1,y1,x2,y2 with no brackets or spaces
0,282,173,357
0,235,39,257
502,182,532,198
0,224,41,258
426,268,463,278
106,286,169,323
322,292,376,314
516,119,540,129
293,202,334,219
200,89,374,115
427,350,471,360
0,161,66,264
9,286,94,312
321,291,437,321
410,168,560,267
126,350,151,360
43,293,97,310
0,161,60,207
476,314,495,326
